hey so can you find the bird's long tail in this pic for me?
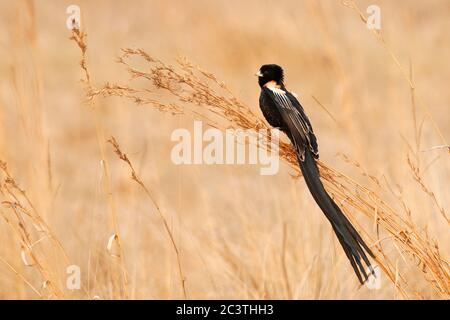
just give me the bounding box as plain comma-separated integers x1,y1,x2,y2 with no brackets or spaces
298,148,375,284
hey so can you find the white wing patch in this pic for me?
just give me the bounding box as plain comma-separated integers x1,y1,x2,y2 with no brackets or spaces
265,85,316,160
270,90,310,133
266,85,286,95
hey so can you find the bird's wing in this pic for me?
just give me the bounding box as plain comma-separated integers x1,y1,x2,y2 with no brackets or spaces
263,86,319,160
285,91,319,156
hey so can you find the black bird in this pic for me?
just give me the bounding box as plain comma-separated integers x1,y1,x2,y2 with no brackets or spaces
257,64,374,284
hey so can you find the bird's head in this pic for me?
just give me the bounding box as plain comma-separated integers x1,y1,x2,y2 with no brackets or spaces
256,64,284,88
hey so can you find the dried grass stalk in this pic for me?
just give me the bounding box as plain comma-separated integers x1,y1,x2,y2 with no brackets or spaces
66,18,449,299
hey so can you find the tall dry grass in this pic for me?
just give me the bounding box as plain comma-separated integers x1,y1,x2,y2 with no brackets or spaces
0,0,448,299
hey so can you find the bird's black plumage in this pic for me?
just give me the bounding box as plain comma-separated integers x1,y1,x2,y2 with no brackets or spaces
257,64,374,284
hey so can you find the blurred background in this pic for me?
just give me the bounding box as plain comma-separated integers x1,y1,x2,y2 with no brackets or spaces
0,0,448,299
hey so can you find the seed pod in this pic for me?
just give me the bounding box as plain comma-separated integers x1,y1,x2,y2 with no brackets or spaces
20,246,35,266
107,234,121,257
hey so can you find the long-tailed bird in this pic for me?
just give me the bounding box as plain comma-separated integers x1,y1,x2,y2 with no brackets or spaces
257,64,374,284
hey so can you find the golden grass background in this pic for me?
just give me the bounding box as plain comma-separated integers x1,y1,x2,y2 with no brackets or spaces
0,0,448,299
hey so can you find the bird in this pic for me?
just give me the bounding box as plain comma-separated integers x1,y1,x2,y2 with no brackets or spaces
256,64,375,284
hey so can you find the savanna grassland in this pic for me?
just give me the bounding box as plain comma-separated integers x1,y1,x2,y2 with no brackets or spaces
0,0,448,299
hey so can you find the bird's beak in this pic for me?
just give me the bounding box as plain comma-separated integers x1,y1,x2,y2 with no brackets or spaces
255,71,263,77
